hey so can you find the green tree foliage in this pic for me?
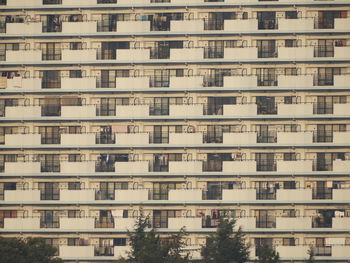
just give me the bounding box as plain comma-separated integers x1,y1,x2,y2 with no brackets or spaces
0,237,63,263
201,218,250,263
256,245,280,263
307,246,315,263
127,214,189,263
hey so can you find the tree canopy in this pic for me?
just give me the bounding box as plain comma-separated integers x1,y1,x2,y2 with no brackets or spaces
127,214,189,263
0,237,63,263
201,218,250,263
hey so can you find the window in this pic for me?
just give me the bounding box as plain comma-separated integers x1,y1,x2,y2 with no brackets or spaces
255,210,276,228
41,43,61,61
150,97,183,116
150,13,183,31
69,42,83,50
0,43,19,61
69,70,82,78
98,70,129,89
40,154,60,173
39,182,59,200
283,153,297,161
97,0,117,3
150,69,183,88
96,182,128,200
68,182,81,190
40,210,60,228
39,126,60,144
204,12,235,31
315,96,346,114
285,40,298,48
152,153,182,172
256,68,277,86
256,96,277,115
153,210,181,228
285,11,298,19
152,125,182,144
150,41,183,59
99,41,129,60
206,97,236,115
316,40,334,57
257,40,276,58
256,153,276,171
0,0,6,5
283,238,296,246
0,210,17,228
41,15,61,32
257,12,277,29
43,0,62,4
153,182,182,200
204,41,224,59
114,238,126,246
68,210,80,218
0,183,16,200
41,70,61,89
68,154,82,162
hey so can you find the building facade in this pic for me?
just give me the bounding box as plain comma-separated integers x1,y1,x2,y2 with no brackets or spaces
0,0,350,261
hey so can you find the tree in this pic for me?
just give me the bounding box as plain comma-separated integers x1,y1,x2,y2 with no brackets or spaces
201,218,250,263
0,237,63,263
307,246,315,263
256,245,280,263
127,213,189,263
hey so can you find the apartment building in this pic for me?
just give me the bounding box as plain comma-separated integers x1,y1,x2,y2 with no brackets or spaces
0,0,350,262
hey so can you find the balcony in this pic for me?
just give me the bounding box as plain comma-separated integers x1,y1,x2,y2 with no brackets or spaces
278,17,314,31
223,104,258,116
60,218,95,230
115,189,149,201
333,189,350,201
115,161,149,174
277,104,313,116
334,46,350,59
276,160,313,173
235,217,256,230
278,46,314,60
4,217,40,230
61,49,97,62
7,0,41,6
5,162,40,174
170,20,204,32
169,76,203,89
115,77,149,90
61,105,96,118
224,19,258,32
333,159,350,172
168,217,202,230
223,76,257,89
6,77,42,90
333,217,350,229
334,18,350,30
169,104,203,117
276,189,312,201
169,133,203,145
114,245,131,259
224,47,258,60
116,49,150,61
115,133,149,145
60,161,95,174
276,246,309,259
115,217,137,231
4,189,40,201
61,77,96,90
5,134,41,146
59,246,95,258
60,133,95,145
332,131,350,144
332,245,350,258
6,22,42,34
334,75,350,88
60,189,95,202
6,50,42,62
333,103,349,115
117,21,150,33
277,75,313,88
223,161,257,173
223,132,257,145
5,106,41,118
115,105,149,117
276,131,313,144
168,161,202,173
61,21,97,33
170,48,203,60
222,189,256,201
168,189,202,201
